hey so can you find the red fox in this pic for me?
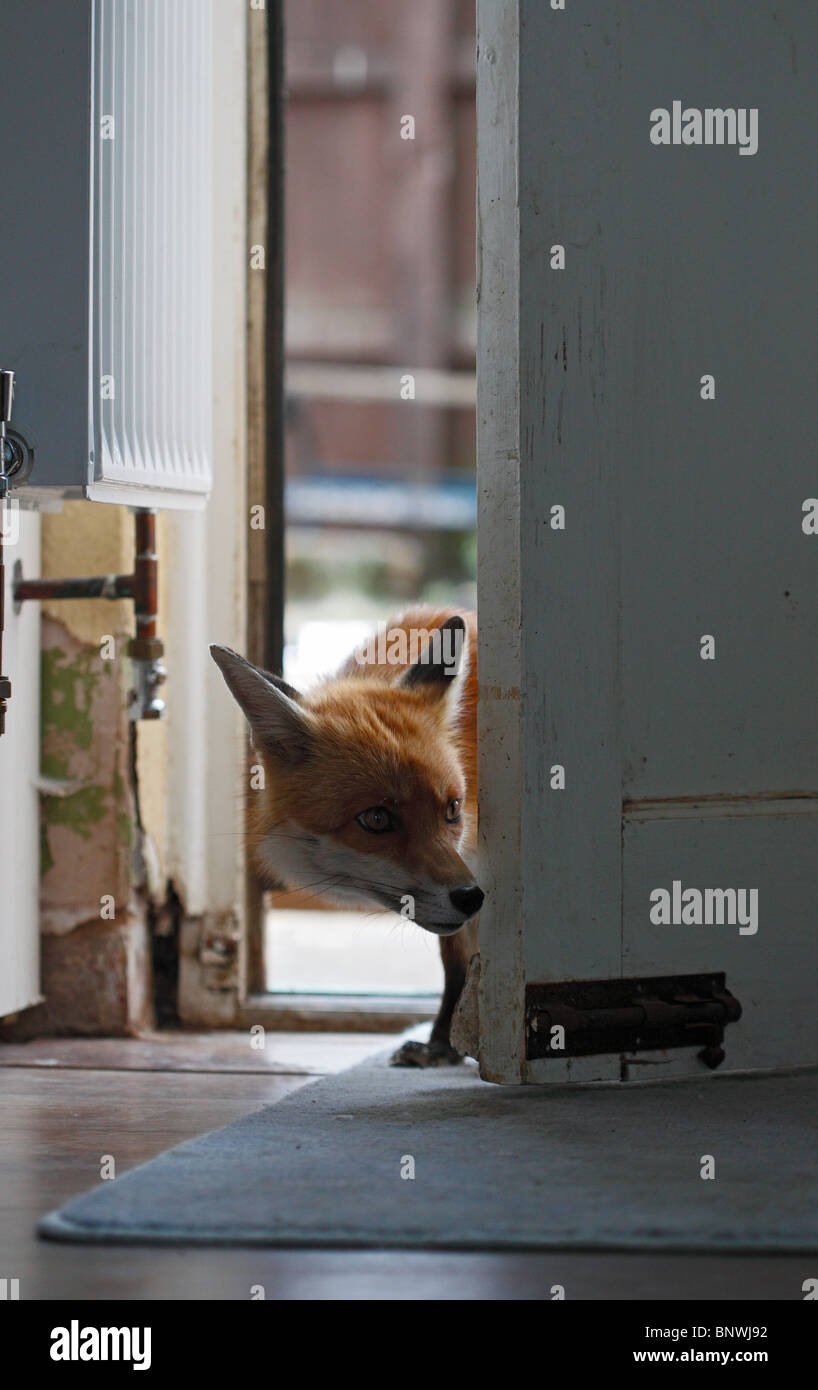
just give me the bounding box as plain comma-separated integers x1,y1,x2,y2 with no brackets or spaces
211,608,480,1066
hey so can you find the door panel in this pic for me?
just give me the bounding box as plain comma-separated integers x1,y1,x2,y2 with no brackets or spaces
623,811,817,1074
476,0,818,1082
616,2,817,800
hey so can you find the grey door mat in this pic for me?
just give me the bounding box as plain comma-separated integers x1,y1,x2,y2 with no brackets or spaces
38,1053,818,1251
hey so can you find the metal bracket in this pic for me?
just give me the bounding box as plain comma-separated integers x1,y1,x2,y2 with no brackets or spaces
13,508,166,721
526,971,742,1070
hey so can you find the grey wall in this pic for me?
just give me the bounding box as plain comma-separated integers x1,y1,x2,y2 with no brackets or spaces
0,1,93,492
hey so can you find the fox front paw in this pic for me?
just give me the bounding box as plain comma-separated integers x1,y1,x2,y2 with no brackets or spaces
390,1039,462,1068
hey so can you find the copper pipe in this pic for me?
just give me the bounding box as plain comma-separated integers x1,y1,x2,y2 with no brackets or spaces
13,510,157,616
14,572,134,603
127,510,165,718
12,507,165,721
131,509,158,644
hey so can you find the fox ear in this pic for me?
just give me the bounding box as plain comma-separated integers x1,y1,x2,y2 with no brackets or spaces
210,645,313,762
400,615,467,708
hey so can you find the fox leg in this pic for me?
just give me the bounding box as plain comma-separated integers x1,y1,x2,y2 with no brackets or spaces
390,919,478,1068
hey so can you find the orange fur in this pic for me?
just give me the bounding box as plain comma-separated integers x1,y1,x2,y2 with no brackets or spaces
214,607,480,1064
248,606,478,887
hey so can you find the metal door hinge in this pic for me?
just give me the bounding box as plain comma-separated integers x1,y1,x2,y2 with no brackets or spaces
526,972,742,1070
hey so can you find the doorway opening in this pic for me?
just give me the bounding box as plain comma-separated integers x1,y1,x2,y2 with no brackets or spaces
246,0,477,1016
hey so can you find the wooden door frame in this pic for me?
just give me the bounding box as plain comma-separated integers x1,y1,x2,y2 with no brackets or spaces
243,0,284,1000
475,0,623,1084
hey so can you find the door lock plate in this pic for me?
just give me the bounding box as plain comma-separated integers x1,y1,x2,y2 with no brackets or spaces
526,971,742,1068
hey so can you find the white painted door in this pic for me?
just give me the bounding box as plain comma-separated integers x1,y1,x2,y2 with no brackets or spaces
0,508,41,1018
476,0,818,1083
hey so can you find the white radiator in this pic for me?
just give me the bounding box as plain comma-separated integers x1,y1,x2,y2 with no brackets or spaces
0,0,213,509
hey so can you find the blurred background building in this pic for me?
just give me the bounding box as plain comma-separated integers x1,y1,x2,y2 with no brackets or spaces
266,0,477,996
282,0,476,685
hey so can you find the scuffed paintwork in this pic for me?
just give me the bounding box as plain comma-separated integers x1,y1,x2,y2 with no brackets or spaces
41,643,107,864
40,616,134,935
4,498,160,1036
41,751,71,781
44,784,107,840
41,644,100,751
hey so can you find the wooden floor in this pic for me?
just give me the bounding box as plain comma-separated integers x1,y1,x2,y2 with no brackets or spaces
0,1032,810,1300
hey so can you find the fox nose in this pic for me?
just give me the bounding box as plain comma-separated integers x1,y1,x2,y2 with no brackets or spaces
449,885,484,918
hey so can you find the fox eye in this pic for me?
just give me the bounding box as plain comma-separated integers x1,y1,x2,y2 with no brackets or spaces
357,806,394,833
445,798,462,824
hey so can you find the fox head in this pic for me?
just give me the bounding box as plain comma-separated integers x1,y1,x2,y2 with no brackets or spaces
210,616,483,935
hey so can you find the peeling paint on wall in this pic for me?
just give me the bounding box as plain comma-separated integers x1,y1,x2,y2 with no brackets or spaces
41,642,103,750
40,616,134,935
